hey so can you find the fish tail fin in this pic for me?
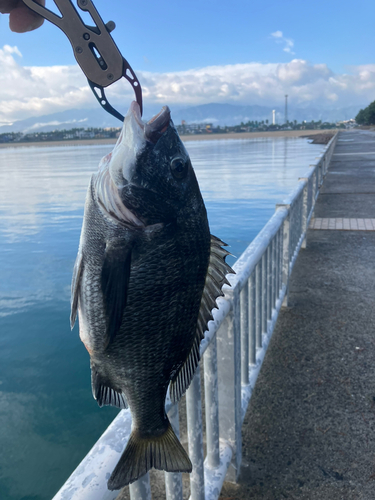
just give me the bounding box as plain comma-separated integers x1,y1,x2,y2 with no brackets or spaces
107,421,192,490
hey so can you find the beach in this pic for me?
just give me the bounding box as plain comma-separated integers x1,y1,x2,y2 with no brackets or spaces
0,128,337,149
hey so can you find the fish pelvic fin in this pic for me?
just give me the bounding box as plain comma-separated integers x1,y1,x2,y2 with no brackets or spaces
107,422,192,490
91,367,128,409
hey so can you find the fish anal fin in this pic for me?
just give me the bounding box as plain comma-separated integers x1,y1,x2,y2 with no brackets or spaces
108,421,191,490
70,249,83,329
169,235,234,403
91,368,128,409
170,336,200,404
101,242,132,345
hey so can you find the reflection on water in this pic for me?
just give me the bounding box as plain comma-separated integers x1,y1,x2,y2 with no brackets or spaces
188,137,323,259
0,137,323,499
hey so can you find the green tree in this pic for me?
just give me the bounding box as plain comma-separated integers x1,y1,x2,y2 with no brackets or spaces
355,101,375,125
355,108,367,124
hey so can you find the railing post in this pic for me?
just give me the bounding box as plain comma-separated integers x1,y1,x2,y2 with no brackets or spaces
261,252,267,334
267,245,272,321
298,179,308,249
240,283,249,385
316,156,323,186
255,260,262,348
249,272,256,366
275,230,280,299
275,207,291,307
186,366,205,500
204,334,220,468
165,403,183,500
271,237,276,307
309,165,317,207
306,169,313,222
217,288,242,482
129,474,151,500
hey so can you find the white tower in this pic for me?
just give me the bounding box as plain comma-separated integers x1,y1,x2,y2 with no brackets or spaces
272,110,276,125
285,95,288,124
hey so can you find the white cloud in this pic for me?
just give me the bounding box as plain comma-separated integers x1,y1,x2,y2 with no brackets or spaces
25,118,88,132
271,30,295,55
1,46,375,124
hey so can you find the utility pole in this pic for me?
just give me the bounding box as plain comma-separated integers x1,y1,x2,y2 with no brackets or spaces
285,95,288,125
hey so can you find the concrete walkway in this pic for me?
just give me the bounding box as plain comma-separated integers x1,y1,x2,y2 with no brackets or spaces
220,130,375,500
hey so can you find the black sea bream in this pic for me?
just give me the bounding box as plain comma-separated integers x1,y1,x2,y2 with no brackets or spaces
70,101,233,489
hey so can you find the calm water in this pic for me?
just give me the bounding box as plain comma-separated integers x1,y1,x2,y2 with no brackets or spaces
0,137,323,499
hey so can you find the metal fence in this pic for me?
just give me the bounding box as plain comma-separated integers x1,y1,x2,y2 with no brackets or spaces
53,132,338,500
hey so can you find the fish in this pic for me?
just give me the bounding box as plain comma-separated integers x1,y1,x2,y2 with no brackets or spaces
70,101,233,490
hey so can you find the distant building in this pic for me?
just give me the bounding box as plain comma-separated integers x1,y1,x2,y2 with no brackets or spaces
75,130,95,139
176,122,213,134
337,119,356,129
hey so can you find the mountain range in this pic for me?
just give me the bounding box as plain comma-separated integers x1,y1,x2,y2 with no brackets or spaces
0,103,363,134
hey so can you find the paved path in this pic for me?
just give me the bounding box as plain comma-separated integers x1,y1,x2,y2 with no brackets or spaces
220,130,375,500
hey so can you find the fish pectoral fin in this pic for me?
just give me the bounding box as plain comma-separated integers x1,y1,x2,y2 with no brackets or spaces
70,248,84,329
170,235,234,403
108,421,192,490
91,368,128,409
101,242,132,344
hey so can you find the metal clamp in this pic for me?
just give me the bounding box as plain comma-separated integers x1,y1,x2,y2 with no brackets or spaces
22,0,143,119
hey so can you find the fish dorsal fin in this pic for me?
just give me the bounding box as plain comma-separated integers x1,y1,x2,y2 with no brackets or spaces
70,248,83,329
91,367,128,409
101,241,132,345
170,235,234,403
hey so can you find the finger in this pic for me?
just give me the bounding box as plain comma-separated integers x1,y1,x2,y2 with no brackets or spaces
8,0,45,33
0,0,18,15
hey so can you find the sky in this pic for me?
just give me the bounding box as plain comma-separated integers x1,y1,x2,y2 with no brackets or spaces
0,0,375,125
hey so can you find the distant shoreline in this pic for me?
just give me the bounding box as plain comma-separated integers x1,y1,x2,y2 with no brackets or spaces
0,128,337,149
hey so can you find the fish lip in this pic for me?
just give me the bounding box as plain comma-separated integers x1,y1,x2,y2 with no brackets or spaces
130,101,145,131
145,106,171,144
130,101,171,143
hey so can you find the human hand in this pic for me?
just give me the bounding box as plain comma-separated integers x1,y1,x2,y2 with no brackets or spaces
0,0,45,33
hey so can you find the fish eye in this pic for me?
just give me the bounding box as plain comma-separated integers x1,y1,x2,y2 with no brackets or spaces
170,157,188,179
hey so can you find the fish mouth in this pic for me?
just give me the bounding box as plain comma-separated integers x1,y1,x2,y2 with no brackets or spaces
131,101,171,144
131,101,145,130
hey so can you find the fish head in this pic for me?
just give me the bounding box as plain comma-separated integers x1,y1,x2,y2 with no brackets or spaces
98,102,206,227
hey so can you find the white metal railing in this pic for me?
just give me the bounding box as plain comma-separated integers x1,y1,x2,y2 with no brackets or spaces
53,132,338,500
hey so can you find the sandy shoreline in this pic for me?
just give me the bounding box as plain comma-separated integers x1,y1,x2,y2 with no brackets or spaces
0,128,337,149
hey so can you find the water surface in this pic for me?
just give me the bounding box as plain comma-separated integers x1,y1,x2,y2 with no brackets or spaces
0,136,323,499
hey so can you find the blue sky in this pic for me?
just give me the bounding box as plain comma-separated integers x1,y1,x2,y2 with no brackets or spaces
1,0,374,72
0,0,375,124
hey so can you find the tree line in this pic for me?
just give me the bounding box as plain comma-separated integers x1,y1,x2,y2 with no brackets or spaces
0,119,341,144
176,119,340,136
0,127,121,144
355,101,375,125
